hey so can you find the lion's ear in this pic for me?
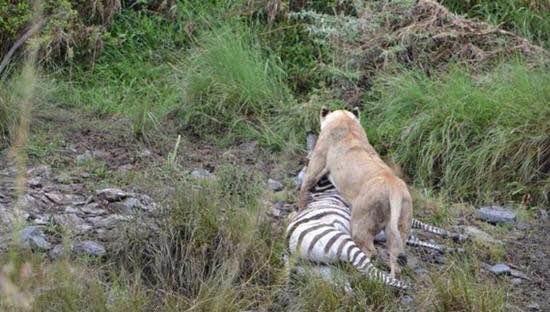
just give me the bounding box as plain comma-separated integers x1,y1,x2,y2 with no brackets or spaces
352,106,360,118
320,107,331,118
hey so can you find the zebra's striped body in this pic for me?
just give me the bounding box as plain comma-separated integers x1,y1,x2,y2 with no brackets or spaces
287,174,467,290
287,176,410,290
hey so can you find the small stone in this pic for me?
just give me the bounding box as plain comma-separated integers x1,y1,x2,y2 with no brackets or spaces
510,278,523,285
476,205,516,224
27,177,42,188
96,188,128,202
515,222,530,231
434,255,446,264
294,168,306,187
73,240,106,257
400,295,414,305
374,230,387,242
48,244,66,259
109,197,143,214
118,164,134,172
76,150,93,164
80,203,107,215
92,150,109,159
139,149,152,158
53,214,92,233
27,165,50,178
268,178,284,192
306,134,317,152
238,141,258,153
488,263,511,276
45,192,64,204
54,173,73,184
191,168,213,180
88,215,129,228
19,226,51,250
527,303,540,311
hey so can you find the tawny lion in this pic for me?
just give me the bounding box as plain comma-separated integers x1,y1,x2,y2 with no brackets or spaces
298,108,412,277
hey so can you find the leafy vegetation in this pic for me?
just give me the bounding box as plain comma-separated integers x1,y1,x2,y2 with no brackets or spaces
1,0,549,311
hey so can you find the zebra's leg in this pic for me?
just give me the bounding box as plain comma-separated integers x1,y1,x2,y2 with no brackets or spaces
406,234,464,254
411,218,468,243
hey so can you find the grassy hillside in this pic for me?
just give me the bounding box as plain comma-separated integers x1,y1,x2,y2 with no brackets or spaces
0,0,548,311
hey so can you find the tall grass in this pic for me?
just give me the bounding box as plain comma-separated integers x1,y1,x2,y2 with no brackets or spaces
178,22,295,148
440,0,550,47
110,165,286,311
364,63,550,205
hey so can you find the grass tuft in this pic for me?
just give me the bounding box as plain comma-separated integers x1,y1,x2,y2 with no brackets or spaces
364,62,550,205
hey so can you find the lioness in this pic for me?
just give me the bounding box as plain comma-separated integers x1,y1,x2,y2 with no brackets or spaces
298,108,412,277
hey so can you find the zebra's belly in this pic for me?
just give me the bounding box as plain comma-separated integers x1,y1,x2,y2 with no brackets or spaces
288,219,352,264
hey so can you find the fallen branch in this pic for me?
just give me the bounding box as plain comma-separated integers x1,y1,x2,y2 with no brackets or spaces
0,19,45,79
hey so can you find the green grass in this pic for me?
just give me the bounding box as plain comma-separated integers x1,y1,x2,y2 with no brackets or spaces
109,164,286,311
441,0,550,47
429,259,506,312
177,22,293,147
363,62,550,205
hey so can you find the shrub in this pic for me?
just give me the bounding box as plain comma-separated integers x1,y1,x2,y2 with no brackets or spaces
363,63,550,205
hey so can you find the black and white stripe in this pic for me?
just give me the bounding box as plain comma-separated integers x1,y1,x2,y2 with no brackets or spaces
287,176,409,290
287,174,467,290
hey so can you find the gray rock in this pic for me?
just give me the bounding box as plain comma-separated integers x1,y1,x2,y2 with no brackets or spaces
488,263,511,276
27,177,42,188
45,192,65,205
400,295,414,305
88,214,129,228
96,188,128,202
306,134,317,152
139,149,152,158
80,203,107,216
527,303,540,311
92,150,109,159
73,240,106,257
374,230,387,242
53,214,92,233
48,244,66,259
20,226,51,250
510,278,523,285
76,150,93,164
270,201,289,219
27,165,51,178
191,168,213,180
462,226,503,245
476,205,516,224
268,178,284,192
294,168,306,187
238,141,258,153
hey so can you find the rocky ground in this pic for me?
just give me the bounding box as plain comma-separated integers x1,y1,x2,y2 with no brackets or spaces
0,108,548,311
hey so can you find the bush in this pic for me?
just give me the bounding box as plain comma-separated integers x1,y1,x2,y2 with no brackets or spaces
363,63,550,205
